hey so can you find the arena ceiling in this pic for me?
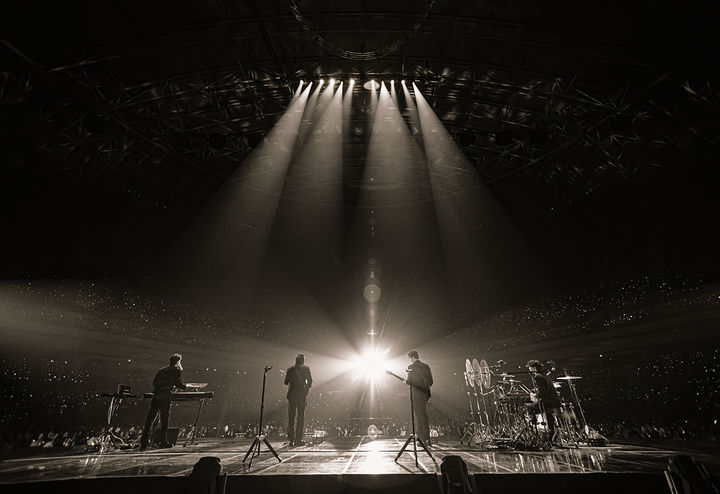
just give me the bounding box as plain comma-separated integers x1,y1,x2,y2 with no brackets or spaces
1,0,719,281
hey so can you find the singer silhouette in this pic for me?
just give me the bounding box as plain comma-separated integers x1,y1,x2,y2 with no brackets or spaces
284,353,312,446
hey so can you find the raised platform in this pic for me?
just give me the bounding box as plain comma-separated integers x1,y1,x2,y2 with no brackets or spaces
2,437,718,493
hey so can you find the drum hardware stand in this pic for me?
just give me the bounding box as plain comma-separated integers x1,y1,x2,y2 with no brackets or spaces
387,370,435,468
243,366,281,467
564,375,588,436
556,407,579,448
460,372,479,446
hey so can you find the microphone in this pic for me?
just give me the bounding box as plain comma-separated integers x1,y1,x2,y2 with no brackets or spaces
265,365,273,371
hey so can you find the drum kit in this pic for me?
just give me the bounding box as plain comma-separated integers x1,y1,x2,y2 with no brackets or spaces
460,358,597,450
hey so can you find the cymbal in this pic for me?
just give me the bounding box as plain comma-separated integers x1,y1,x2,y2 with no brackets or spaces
497,373,515,378
479,359,491,388
472,358,483,388
464,359,475,388
556,376,582,380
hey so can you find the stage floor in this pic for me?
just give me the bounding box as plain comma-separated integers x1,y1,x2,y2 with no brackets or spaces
1,437,718,484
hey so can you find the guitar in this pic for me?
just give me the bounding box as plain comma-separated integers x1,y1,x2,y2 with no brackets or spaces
386,369,430,394
385,369,406,383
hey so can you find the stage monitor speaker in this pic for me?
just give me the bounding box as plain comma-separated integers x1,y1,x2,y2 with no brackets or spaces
153,427,179,446
189,457,223,494
441,455,473,494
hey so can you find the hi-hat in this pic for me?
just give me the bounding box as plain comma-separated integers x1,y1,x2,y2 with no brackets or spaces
556,375,582,380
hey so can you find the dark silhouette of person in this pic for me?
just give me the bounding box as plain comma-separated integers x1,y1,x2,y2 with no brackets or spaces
527,359,561,442
140,353,186,449
406,349,433,444
284,353,312,446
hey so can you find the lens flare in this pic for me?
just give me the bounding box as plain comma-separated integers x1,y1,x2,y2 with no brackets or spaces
355,348,390,381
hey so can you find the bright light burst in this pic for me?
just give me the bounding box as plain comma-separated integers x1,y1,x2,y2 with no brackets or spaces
354,348,390,381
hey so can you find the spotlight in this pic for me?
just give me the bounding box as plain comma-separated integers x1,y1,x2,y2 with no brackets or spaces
319,79,325,85
391,80,395,84
350,78,355,84
355,348,391,380
329,78,335,85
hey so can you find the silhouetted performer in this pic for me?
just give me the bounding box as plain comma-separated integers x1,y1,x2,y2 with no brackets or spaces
285,353,312,446
140,353,186,449
527,359,561,441
406,350,433,444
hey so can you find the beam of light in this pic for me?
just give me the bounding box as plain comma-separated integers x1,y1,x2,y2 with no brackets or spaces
346,78,446,362
390,78,399,105
370,79,378,119
401,80,422,142
270,77,344,296
290,80,309,105
412,82,541,309
165,84,312,304
343,79,354,115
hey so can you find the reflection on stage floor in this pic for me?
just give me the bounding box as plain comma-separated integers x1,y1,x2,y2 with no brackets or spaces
1,436,718,484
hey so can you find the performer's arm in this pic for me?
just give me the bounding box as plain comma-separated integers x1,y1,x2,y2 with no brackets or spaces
284,368,290,385
306,368,313,389
405,368,414,386
426,365,434,388
174,369,187,390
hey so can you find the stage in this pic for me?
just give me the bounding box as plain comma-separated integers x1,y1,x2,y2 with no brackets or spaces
2,436,718,486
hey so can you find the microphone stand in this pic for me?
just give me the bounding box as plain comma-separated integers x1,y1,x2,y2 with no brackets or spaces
243,366,281,467
393,369,435,468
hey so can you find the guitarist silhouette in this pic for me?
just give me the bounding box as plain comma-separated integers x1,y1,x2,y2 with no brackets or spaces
386,350,435,467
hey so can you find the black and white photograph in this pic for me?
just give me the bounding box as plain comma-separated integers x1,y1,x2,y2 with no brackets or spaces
1,1,719,493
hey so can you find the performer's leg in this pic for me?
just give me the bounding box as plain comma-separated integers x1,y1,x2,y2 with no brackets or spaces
140,401,159,448
296,404,306,444
412,389,430,442
419,397,430,442
287,400,296,444
159,400,170,446
548,409,558,440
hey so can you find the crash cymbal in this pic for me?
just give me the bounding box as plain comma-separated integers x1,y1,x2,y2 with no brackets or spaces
472,359,483,388
465,359,475,388
479,359,491,388
556,375,582,380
